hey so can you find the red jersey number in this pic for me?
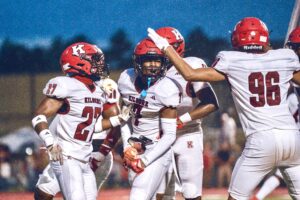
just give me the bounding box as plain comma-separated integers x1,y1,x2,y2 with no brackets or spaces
132,104,143,126
46,84,57,95
74,106,101,141
248,71,281,107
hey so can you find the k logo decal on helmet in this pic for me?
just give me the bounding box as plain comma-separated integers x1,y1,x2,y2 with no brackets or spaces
156,27,185,56
171,29,184,41
71,44,86,57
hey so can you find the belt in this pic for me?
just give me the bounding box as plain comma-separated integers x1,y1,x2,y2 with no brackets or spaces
64,155,88,164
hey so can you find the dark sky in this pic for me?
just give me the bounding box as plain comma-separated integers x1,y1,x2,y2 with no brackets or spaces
0,0,295,48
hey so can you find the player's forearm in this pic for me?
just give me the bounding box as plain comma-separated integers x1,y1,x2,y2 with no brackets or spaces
121,123,132,150
189,104,218,120
292,71,300,85
141,118,176,166
102,118,114,130
165,46,196,81
32,115,54,148
32,97,63,147
99,127,120,155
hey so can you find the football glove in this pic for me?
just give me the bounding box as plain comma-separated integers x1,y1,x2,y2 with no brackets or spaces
100,78,118,96
127,135,153,154
176,117,185,129
123,157,144,174
47,143,63,165
147,27,170,51
118,105,132,122
123,146,138,161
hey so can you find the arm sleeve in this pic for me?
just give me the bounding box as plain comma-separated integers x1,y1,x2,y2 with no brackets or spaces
141,118,176,166
121,123,132,151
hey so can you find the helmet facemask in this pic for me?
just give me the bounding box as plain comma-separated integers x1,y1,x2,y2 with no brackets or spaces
134,53,168,85
78,52,109,80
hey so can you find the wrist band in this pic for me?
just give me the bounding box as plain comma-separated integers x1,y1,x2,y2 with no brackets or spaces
39,129,54,147
109,116,121,127
179,112,192,123
32,115,47,128
94,119,103,132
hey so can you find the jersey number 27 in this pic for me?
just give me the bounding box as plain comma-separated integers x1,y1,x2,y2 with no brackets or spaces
74,106,101,141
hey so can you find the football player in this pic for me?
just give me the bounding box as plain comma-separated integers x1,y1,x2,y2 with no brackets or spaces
148,17,300,200
153,27,219,200
118,38,181,200
34,77,122,200
32,42,128,200
251,26,300,200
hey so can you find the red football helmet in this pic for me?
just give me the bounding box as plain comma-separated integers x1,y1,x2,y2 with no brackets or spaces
286,27,300,50
60,42,108,80
231,17,269,51
133,39,168,83
156,27,185,56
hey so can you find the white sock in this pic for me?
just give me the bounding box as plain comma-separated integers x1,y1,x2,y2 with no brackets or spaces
256,176,280,200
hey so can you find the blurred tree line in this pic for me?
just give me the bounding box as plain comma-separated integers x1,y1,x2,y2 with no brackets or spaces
0,27,284,74
0,27,284,127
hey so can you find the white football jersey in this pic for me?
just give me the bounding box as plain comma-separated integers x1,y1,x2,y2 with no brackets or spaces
288,92,300,128
167,57,211,136
213,49,300,136
118,68,181,143
45,76,108,162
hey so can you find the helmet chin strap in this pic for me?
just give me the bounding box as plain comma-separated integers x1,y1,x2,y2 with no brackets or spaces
140,77,151,99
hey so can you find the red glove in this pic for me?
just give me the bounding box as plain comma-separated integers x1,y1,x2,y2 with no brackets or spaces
128,158,144,173
124,146,138,161
176,117,185,129
123,156,145,174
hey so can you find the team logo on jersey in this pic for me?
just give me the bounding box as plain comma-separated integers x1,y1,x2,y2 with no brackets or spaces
187,141,193,148
85,97,102,104
129,95,149,107
72,44,85,56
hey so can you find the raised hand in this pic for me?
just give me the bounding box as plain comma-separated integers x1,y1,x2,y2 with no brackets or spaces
147,27,170,51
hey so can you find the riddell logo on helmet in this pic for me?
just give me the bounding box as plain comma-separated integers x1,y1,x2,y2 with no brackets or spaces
243,45,263,50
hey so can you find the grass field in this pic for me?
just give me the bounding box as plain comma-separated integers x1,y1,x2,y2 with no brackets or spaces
0,188,292,200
